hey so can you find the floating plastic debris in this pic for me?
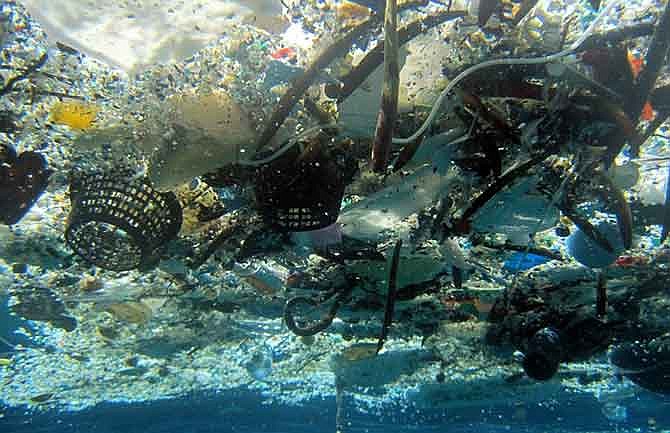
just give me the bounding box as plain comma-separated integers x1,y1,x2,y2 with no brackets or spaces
29,393,54,404
244,345,273,381
49,100,98,130
148,90,256,190
65,170,182,271
0,145,51,225
21,0,287,73
502,252,551,272
106,302,153,325
567,220,625,268
1,0,670,426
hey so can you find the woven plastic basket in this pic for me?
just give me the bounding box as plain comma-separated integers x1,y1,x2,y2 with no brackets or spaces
254,143,352,232
65,171,182,271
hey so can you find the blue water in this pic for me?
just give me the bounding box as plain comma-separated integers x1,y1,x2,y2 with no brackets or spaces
2,387,669,432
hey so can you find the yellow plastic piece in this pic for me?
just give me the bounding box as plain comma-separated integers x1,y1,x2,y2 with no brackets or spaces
50,100,99,130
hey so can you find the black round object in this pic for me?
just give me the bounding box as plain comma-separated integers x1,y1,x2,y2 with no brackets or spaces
523,327,564,381
65,171,182,271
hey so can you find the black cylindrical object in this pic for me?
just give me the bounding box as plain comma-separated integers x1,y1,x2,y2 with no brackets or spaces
523,327,564,381
65,171,182,271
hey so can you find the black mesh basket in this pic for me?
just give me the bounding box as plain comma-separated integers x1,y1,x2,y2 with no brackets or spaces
65,171,182,271
254,143,352,232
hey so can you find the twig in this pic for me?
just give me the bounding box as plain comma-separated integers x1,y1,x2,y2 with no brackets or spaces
371,0,400,172
253,18,379,154
376,239,402,354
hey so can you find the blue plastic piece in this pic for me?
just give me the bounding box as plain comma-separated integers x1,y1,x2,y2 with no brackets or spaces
503,252,550,272
567,220,624,268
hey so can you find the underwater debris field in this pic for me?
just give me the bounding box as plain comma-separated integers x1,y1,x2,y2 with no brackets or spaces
0,0,670,431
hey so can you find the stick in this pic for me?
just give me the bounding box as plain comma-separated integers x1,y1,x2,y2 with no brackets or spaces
662,162,670,242
376,239,402,354
626,0,670,142
629,112,670,159
596,271,607,318
371,0,400,172
578,23,655,51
